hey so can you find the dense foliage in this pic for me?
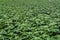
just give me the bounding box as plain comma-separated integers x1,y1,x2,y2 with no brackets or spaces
0,0,60,40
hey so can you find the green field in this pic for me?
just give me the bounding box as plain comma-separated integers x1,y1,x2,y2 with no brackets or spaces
0,0,60,40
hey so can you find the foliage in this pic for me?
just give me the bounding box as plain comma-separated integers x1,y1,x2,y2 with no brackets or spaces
0,0,60,40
